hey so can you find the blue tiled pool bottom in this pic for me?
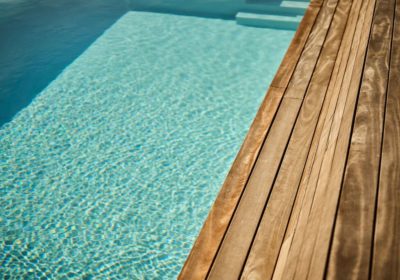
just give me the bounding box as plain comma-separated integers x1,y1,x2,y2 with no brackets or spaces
0,12,294,278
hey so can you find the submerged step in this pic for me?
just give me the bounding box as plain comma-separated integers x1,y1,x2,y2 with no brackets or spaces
281,1,309,13
243,0,309,16
247,0,309,2
236,12,302,30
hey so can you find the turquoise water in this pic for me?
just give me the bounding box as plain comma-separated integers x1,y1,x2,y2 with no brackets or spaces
0,12,294,278
0,0,129,126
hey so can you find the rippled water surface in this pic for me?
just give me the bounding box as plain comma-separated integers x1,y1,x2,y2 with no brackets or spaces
0,0,131,126
0,11,294,278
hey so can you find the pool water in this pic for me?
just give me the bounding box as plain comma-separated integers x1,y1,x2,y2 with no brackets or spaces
0,11,294,279
0,0,129,126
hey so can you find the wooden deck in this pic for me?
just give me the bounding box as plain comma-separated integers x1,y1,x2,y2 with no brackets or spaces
179,0,400,278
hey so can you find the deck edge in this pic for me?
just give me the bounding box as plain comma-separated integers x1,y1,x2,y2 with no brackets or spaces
178,1,323,279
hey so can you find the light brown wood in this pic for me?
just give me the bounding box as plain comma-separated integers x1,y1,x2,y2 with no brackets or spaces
277,0,376,278
272,0,324,88
178,1,324,278
371,1,400,279
207,0,339,279
295,0,377,278
272,0,366,278
240,0,352,278
179,87,285,279
180,0,400,278
326,0,395,278
179,86,284,280
207,97,302,280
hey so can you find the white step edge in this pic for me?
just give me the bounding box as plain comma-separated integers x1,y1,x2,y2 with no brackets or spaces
236,12,302,30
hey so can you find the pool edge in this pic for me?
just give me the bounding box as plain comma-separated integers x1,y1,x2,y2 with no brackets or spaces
178,1,320,278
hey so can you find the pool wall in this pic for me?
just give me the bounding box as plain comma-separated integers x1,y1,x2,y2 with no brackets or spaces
129,0,297,18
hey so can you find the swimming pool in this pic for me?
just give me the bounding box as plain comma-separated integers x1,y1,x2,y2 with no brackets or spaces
0,7,295,280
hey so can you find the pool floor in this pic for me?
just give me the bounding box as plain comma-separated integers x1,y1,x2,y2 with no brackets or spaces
0,11,294,278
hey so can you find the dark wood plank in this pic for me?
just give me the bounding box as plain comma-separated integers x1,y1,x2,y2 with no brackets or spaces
326,0,395,278
240,0,352,278
206,0,340,278
178,3,323,278
371,1,400,279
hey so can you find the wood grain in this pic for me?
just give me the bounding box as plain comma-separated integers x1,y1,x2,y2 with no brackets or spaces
326,0,395,278
181,0,400,278
207,97,302,280
206,0,339,278
272,0,366,278
272,0,324,88
371,1,400,279
178,2,322,278
179,86,283,280
297,0,377,278
277,0,377,278
240,0,352,278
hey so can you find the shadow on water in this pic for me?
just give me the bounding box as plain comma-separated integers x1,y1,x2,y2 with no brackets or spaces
0,0,129,126
0,0,284,127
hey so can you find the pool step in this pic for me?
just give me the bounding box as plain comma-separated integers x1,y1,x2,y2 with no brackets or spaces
247,0,309,2
243,0,309,16
280,1,309,13
236,12,302,30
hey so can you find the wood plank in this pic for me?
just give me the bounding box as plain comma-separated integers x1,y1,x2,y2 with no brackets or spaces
272,0,324,88
182,0,400,279
326,0,395,277
179,86,283,280
240,0,353,278
296,0,377,278
272,0,366,278
275,0,377,278
371,1,400,279
207,0,340,278
178,2,323,278
207,97,302,279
